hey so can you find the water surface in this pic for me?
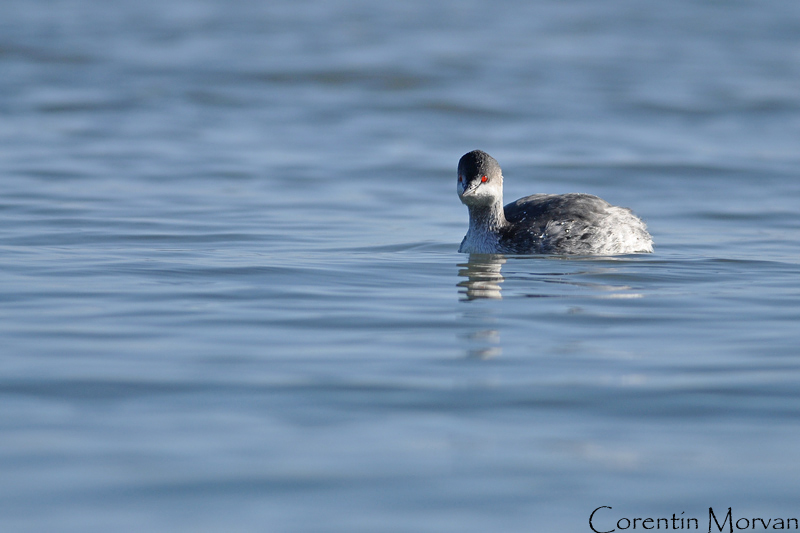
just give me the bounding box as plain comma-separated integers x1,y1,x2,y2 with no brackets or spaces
2,1,800,532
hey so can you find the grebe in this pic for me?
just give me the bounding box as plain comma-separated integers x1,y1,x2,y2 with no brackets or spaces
457,150,653,255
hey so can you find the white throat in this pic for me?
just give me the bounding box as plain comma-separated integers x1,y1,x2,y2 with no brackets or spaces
459,201,508,253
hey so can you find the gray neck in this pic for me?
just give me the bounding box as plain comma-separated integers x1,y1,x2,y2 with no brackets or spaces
467,200,508,236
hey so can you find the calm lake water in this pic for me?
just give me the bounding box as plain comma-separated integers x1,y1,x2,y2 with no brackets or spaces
2,1,800,532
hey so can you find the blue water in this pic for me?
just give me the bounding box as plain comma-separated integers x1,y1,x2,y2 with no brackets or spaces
2,1,800,532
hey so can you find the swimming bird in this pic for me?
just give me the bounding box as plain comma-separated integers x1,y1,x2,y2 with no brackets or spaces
457,150,653,255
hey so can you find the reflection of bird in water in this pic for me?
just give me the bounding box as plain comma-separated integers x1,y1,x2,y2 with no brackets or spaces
457,255,505,358
457,254,506,300
456,150,653,255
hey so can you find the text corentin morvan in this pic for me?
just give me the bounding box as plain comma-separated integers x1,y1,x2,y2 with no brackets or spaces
590,506,799,531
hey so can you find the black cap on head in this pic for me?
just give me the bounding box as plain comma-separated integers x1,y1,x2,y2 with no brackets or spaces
458,150,502,182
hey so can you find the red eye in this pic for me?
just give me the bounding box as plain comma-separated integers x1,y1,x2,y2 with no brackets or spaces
481,175,487,183
458,175,463,183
